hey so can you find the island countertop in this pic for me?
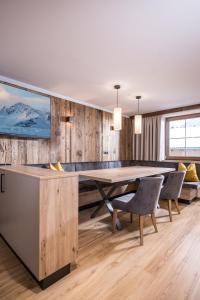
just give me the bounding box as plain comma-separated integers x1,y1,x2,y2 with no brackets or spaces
0,165,78,180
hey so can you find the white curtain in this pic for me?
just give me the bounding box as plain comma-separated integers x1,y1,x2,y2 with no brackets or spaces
132,115,164,161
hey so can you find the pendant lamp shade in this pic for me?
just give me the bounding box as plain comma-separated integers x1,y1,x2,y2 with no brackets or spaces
113,85,122,131
134,96,142,134
134,114,142,134
113,107,122,131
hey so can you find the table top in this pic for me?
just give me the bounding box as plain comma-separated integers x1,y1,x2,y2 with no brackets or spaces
0,165,78,180
78,166,175,183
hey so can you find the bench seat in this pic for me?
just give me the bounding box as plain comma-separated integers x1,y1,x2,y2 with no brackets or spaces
24,160,200,206
182,182,200,189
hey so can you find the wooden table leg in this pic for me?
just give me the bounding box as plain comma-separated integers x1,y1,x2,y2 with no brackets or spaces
168,199,172,222
139,215,144,246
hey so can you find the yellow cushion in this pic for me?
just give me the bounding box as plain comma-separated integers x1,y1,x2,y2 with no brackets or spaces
178,162,199,182
49,163,58,171
54,161,64,172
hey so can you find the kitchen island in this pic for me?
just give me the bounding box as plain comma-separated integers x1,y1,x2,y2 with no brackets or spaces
0,165,78,289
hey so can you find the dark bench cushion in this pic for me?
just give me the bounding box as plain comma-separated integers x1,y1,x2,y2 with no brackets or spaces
75,160,134,171
108,160,134,168
132,160,178,169
27,163,47,169
79,180,112,193
79,180,97,192
182,182,200,190
62,163,76,172
108,161,123,168
75,162,109,171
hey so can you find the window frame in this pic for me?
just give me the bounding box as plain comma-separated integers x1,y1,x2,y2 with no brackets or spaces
165,113,200,161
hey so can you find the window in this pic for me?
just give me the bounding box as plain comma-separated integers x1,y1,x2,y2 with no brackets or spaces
166,114,200,160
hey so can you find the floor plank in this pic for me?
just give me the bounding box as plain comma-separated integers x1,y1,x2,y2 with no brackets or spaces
0,200,200,300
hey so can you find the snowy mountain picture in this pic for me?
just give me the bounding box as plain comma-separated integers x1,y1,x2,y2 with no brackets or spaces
0,82,51,138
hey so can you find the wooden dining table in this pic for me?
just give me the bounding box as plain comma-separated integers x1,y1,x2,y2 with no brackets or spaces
79,166,175,229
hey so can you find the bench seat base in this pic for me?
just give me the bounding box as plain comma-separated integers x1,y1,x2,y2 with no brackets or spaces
179,187,200,204
79,182,138,207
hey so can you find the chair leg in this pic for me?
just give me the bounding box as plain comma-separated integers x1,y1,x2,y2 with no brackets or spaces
139,215,144,246
112,209,118,233
174,198,180,214
130,213,133,223
168,199,172,222
151,213,158,232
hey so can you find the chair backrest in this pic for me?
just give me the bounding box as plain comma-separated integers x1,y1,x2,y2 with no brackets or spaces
160,171,186,200
129,176,164,215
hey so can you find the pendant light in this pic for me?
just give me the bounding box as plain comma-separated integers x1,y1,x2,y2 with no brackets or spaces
134,96,142,134
113,85,122,131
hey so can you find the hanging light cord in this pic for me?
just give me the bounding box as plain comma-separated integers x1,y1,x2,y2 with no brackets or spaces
117,89,119,107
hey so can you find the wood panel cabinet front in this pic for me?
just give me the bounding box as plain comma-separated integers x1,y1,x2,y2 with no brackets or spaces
39,176,78,280
0,167,78,283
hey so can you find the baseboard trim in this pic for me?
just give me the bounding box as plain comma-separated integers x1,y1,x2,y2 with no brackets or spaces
0,233,71,289
39,265,71,289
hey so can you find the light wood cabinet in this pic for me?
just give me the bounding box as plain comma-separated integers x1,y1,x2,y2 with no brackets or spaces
0,166,78,288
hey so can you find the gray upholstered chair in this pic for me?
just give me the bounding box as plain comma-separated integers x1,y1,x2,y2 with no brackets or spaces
112,176,164,245
159,171,186,222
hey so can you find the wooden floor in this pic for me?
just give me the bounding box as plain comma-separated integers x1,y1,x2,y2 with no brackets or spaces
1,200,200,300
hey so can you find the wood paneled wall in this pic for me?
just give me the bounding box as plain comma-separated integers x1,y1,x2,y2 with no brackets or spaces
0,97,133,164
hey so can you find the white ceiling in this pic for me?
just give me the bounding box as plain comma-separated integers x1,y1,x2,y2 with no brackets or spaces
0,0,200,115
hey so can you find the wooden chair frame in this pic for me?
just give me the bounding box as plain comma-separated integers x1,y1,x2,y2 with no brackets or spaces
112,210,158,246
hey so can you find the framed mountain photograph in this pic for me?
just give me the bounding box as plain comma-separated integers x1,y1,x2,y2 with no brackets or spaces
0,82,51,139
